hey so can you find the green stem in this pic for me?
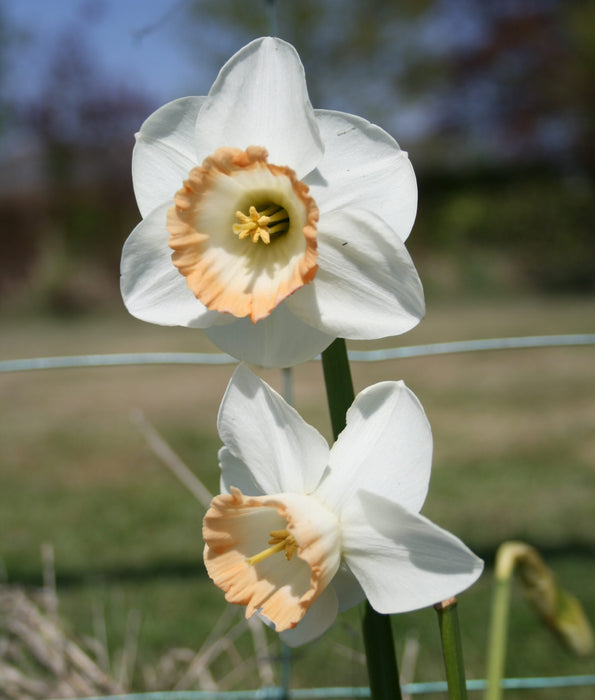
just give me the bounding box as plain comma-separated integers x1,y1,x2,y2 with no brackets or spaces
321,338,402,700
484,576,512,700
435,598,468,700
363,603,402,700
320,338,355,438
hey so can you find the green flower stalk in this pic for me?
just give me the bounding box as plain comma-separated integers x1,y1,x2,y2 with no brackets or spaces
435,597,469,700
485,541,594,700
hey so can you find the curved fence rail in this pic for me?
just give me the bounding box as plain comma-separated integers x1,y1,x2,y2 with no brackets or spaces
1,334,594,374
56,674,595,699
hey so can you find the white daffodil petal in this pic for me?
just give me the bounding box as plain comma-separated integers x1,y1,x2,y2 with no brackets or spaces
279,584,339,647
342,491,484,615
120,202,227,328
123,41,423,361
219,446,263,497
331,563,366,613
133,96,205,218
218,366,330,494
317,381,432,514
286,209,424,339
194,37,323,178
309,109,417,241
205,304,335,368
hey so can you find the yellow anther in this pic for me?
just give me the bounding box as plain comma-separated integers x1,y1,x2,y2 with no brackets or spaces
233,204,290,244
233,205,271,244
246,528,297,566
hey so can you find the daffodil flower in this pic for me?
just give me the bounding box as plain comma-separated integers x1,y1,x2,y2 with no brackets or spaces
203,366,483,646
121,37,424,367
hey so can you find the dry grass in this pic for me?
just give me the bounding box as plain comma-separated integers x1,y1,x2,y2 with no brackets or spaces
0,581,283,697
0,586,122,699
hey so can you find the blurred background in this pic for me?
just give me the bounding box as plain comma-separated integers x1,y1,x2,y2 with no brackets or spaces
2,0,595,310
0,0,593,696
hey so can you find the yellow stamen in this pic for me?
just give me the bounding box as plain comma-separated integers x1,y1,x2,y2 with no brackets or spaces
233,204,290,244
246,528,297,566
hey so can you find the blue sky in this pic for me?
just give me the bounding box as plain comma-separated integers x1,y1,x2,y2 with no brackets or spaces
2,0,222,105
2,0,562,165
1,0,458,147
0,0,454,166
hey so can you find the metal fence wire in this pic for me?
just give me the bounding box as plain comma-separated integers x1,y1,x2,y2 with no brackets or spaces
51,674,595,699
2,334,594,699
1,334,594,373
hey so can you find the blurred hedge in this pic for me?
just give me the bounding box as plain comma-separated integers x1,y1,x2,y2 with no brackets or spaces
1,159,593,314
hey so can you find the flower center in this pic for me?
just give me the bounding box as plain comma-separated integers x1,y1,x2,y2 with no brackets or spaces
167,146,319,324
234,204,290,245
203,488,341,632
246,528,297,566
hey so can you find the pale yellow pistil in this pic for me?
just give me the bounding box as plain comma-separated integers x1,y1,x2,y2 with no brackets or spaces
233,204,290,244
246,528,298,566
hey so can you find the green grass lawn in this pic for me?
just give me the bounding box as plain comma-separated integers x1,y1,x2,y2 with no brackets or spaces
1,295,594,695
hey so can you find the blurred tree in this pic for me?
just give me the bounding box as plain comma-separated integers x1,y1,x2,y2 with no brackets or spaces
173,0,595,293
0,14,152,311
0,5,40,298
179,0,593,172
443,0,595,171
0,2,16,138
2,0,593,306
28,27,152,311
563,0,595,171
27,30,150,178
0,10,6,136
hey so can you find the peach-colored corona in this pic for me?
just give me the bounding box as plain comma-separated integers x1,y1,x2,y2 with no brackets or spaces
167,146,319,323
203,487,339,631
